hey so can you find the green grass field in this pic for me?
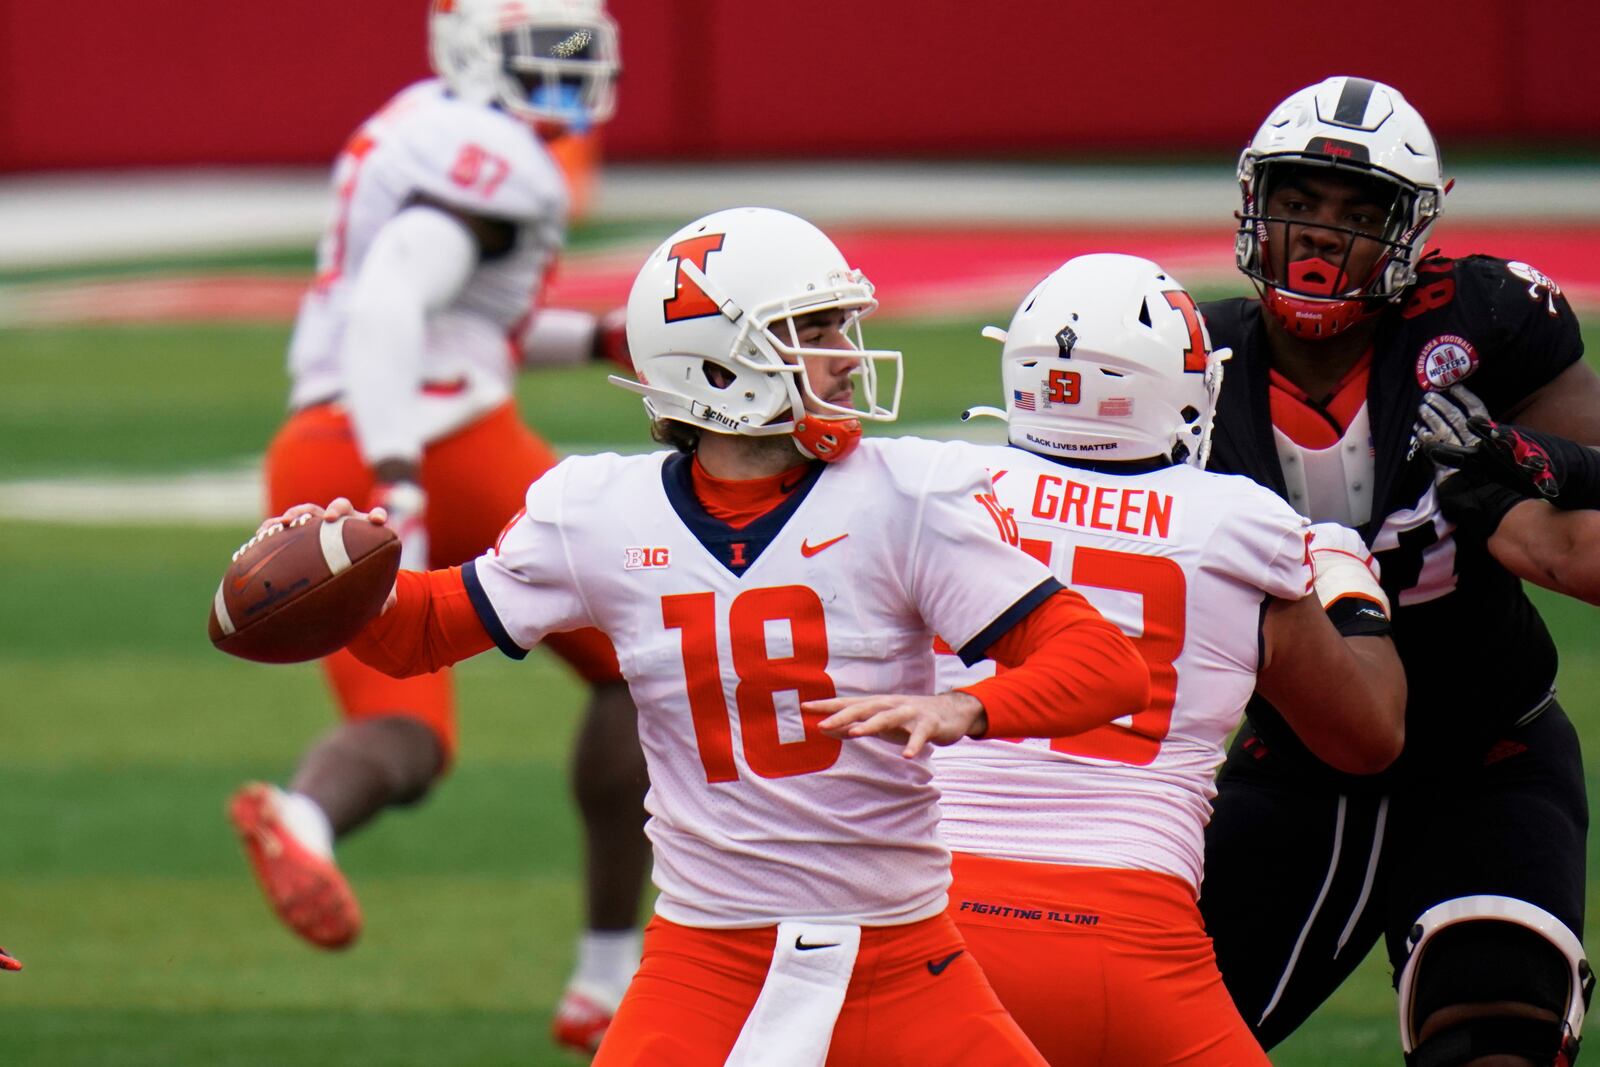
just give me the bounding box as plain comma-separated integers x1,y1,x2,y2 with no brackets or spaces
2,304,1597,1066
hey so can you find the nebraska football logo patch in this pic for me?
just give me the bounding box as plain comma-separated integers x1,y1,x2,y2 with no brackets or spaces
1415,334,1479,390
624,547,671,570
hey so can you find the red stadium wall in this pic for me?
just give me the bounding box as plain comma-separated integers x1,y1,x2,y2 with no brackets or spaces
2,0,1596,171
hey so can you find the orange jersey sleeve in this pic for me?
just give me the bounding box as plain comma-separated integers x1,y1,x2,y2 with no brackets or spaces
960,589,1149,739
346,566,494,677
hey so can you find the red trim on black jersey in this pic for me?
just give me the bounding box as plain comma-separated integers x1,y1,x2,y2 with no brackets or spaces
1268,350,1372,449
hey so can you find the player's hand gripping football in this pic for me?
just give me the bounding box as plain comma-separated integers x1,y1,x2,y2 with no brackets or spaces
252,497,389,542
254,499,399,613
807,691,988,759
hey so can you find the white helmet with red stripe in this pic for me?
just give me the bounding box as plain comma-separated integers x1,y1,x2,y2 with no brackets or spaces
428,0,620,132
1236,76,1449,339
613,207,903,462
965,254,1226,468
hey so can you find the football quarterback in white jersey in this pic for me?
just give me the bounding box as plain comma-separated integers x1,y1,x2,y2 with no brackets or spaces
261,207,1151,1065
227,2,647,1054
931,254,1407,1065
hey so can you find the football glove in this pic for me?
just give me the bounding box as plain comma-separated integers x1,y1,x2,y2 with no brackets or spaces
1435,471,1530,540
1415,383,1490,453
1427,416,1600,510
373,480,429,571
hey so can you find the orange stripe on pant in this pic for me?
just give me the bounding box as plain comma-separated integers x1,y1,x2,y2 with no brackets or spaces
264,401,622,757
950,853,1269,1067
595,913,1046,1066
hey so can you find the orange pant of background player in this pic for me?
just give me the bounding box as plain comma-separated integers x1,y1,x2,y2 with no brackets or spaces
594,913,1046,1066
265,401,621,757
950,853,1270,1067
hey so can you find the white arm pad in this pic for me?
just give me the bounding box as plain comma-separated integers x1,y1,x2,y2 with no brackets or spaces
519,307,600,367
1307,522,1391,617
342,206,478,466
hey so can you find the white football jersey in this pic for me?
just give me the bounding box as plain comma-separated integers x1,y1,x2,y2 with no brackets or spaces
287,79,568,444
467,438,1061,928
932,443,1312,892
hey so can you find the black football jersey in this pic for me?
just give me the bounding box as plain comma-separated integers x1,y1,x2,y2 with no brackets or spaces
1202,253,1585,778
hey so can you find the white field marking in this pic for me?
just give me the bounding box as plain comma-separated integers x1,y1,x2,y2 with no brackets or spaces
0,422,1009,527
3,165,1597,269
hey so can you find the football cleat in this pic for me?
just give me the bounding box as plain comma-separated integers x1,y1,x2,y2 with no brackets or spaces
551,982,622,1055
0,947,20,971
228,783,362,950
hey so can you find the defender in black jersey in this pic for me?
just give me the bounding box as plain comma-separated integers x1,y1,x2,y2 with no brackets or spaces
1197,76,1600,1067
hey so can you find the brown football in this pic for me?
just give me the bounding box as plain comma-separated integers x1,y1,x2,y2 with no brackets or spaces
209,514,401,664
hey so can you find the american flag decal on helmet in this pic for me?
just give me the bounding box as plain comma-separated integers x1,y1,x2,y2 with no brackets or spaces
1013,390,1037,412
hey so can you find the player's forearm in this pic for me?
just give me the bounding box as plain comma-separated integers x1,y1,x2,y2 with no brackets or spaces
346,567,494,676
517,308,598,367
1490,502,1600,605
961,589,1149,738
341,207,477,466
1259,593,1406,774
1296,637,1407,773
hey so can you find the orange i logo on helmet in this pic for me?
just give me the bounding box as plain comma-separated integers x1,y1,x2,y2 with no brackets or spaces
663,235,727,322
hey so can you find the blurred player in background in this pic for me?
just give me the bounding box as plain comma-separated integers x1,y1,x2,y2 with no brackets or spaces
228,0,651,1051
933,254,1405,1065
1197,76,1598,1066
280,206,1152,1065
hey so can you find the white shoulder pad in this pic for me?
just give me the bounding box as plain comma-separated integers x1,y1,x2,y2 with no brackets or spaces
382,88,568,224
1187,469,1315,602
856,437,1001,500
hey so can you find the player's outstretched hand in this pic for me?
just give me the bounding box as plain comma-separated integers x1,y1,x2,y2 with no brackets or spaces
808,692,987,759
250,498,389,546
0,946,21,971
244,499,398,612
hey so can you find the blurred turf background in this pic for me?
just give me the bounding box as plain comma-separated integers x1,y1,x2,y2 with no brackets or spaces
1,266,1596,1064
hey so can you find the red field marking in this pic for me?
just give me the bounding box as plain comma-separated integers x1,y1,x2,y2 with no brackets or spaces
6,225,1597,327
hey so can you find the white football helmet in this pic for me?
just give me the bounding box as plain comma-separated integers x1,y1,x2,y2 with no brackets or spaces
428,0,619,131
966,254,1226,468
1237,76,1449,339
614,207,903,462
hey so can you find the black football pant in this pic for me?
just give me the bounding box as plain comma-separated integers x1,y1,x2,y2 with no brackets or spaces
1199,701,1587,1049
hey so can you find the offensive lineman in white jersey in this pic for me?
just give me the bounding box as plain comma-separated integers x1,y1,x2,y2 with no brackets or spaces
932,255,1407,1065
228,1,650,1050
265,208,1152,1065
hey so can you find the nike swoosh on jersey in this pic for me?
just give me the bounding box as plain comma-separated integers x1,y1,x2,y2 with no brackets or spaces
795,935,840,951
799,533,849,558
926,950,963,976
